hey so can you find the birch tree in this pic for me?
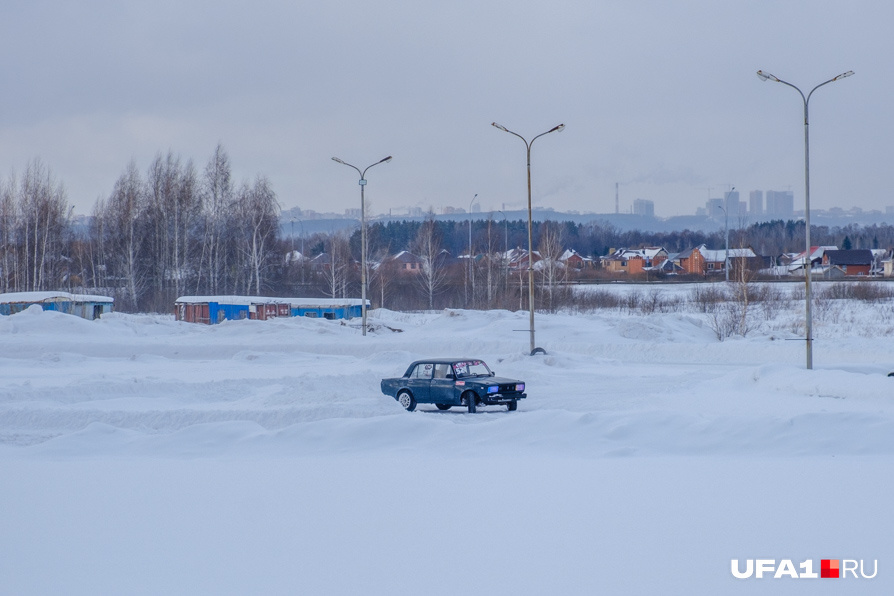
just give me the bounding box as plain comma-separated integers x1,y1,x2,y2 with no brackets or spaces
197,144,233,295
105,161,146,310
412,217,447,310
234,176,280,295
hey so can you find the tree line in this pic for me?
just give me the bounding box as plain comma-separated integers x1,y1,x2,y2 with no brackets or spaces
1,145,280,312
2,147,894,314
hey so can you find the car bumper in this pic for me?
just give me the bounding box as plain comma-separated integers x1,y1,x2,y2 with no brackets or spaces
481,392,526,405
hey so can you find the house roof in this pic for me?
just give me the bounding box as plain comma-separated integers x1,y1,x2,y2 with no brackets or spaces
607,247,667,260
699,247,757,262
790,245,838,265
0,291,113,304
175,296,368,307
392,250,421,263
824,249,873,266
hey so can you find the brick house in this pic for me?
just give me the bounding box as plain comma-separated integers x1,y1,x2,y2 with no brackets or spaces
559,249,593,269
506,248,541,271
677,244,758,276
602,247,667,274
822,249,874,276
392,250,423,273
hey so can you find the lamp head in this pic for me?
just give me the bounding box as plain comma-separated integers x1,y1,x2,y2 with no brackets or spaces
835,70,855,80
491,122,509,132
552,124,566,133
379,156,393,164
331,157,346,164
756,70,777,82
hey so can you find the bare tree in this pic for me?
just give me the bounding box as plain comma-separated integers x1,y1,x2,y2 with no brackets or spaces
234,175,280,295
412,217,448,310
197,144,234,295
537,221,565,311
104,161,146,310
321,231,352,299
145,152,186,309
0,174,17,292
18,160,70,291
174,160,200,297
482,217,503,307
370,248,399,309
86,197,109,290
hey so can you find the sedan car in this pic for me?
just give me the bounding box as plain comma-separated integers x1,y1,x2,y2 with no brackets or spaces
381,358,526,412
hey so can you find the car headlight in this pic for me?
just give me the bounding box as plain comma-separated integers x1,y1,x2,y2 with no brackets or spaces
487,386,499,394
516,383,525,392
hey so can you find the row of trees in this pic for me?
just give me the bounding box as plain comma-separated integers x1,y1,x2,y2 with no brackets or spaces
0,159,70,294
350,217,894,264
1,146,281,312
3,148,894,313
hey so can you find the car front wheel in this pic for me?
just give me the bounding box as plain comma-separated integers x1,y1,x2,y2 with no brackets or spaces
397,390,416,412
463,391,477,413
435,403,451,411
507,400,517,411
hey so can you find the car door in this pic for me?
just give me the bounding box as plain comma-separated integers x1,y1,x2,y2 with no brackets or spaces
429,363,458,405
405,362,433,402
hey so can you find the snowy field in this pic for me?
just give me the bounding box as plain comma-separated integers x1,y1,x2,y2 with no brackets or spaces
2,281,893,594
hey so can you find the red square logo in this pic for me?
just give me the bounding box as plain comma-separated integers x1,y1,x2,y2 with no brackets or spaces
821,559,840,579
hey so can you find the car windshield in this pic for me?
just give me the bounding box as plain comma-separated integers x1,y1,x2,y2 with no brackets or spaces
452,360,492,378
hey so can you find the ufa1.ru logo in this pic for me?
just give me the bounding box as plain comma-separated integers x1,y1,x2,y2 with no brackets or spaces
731,559,877,579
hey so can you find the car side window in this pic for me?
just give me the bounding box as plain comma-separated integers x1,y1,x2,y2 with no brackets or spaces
433,364,451,379
410,363,433,379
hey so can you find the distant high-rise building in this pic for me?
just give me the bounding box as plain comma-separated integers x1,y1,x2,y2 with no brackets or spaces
749,190,764,216
707,198,724,218
726,190,744,216
633,198,654,217
766,190,794,218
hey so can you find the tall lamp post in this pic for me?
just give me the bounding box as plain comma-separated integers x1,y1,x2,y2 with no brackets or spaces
497,210,509,294
719,186,734,282
468,193,478,308
757,69,853,369
497,210,508,258
492,122,565,355
331,155,392,336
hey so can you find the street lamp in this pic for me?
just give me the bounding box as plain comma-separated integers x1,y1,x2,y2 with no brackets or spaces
497,210,509,257
717,187,735,282
497,210,509,295
492,121,565,355
756,69,853,369
468,193,478,308
331,155,392,336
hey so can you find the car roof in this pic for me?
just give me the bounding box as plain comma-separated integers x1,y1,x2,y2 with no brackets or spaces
411,358,483,365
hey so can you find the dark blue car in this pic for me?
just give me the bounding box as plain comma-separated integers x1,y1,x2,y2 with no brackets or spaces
381,358,527,412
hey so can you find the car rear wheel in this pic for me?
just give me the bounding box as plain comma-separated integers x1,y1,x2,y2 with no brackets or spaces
463,391,477,413
435,403,451,410
507,400,517,411
397,390,416,412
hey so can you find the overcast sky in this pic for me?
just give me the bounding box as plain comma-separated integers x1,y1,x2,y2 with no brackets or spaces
1,1,890,218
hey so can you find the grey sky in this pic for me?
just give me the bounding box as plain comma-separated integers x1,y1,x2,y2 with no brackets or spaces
1,1,890,218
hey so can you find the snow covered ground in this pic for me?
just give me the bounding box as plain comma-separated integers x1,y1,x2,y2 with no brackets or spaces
2,282,893,594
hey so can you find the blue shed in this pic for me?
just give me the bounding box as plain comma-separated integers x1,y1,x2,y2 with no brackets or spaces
289,299,366,320
175,296,368,324
0,291,114,320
